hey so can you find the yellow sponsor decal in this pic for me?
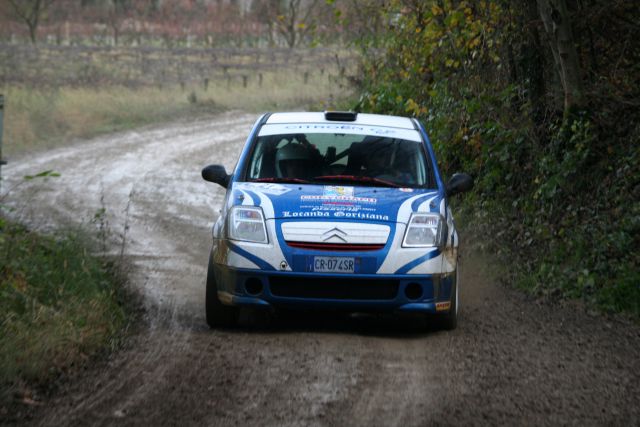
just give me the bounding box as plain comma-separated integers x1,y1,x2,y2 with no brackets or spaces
435,301,451,312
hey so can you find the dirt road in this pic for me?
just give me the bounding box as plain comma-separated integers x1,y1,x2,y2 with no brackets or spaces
4,112,639,426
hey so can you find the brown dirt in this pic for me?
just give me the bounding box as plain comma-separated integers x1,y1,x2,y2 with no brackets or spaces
2,113,639,426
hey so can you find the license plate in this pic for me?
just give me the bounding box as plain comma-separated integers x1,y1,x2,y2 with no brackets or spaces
312,256,355,273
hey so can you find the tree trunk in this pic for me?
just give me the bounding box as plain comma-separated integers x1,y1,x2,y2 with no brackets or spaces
7,0,47,45
536,0,586,119
521,0,547,127
28,22,38,44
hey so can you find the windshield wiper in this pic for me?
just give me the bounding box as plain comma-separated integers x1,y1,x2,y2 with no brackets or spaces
250,177,310,184
312,175,400,187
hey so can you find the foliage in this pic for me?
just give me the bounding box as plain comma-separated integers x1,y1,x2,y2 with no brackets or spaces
351,0,640,318
0,219,129,404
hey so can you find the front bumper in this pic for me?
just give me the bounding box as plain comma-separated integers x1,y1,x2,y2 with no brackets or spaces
213,264,455,314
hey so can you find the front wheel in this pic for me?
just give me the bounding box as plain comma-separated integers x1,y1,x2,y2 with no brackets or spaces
435,269,458,331
205,254,239,329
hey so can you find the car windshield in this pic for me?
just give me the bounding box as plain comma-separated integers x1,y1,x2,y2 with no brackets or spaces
245,132,433,188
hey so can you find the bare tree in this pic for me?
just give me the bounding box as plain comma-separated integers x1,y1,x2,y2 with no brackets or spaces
105,0,131,46
330,0,388,47
6,0,56,44
276,0,320,48
250,0,277,46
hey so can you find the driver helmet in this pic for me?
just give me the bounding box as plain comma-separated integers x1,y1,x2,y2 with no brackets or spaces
275,143,311,178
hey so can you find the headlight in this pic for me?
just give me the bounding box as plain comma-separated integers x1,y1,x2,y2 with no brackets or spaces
228,206,268,244
402,213,445,248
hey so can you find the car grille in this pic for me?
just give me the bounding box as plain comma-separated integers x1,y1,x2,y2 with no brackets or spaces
269,276,399,300
281,222,390,246
285,241,385,251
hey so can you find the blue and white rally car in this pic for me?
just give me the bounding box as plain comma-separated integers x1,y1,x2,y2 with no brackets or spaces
202,111,472,329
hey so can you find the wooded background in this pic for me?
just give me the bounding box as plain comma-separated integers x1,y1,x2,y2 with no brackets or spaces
0,0,364,48
353,0,639,316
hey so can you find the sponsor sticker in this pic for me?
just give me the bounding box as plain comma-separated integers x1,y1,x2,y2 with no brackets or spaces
257,123,423,142
236,182,291,196
283,211,330,218
435,301,451,312
300,195,376,204
282,210,389,221
282,124,398,137
332,211,389,221
324,186,354,198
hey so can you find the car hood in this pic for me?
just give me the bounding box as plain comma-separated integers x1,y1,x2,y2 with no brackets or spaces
230,182,441,224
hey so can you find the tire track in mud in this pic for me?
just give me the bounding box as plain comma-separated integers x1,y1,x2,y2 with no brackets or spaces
4,112,255,425
3,113,639,426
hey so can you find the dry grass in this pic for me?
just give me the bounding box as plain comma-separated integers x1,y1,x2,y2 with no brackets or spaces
1,66,353,157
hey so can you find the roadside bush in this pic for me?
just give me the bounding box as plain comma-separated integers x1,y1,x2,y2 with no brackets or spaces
0,219,129,404
350,0,640,318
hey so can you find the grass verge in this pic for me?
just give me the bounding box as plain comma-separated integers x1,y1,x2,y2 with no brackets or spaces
0,219,131,407
2,68,352,157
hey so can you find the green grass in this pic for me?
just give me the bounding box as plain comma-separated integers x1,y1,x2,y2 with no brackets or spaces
0,220,130,404
1,67,353,156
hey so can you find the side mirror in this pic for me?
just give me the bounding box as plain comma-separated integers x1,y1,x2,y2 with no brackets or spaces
202,164,230,188
445,173,473,197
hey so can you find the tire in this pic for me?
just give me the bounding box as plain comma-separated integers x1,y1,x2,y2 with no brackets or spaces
205,254,239,329
435,268,458,331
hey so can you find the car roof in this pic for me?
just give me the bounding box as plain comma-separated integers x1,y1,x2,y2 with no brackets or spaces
265,112,416,130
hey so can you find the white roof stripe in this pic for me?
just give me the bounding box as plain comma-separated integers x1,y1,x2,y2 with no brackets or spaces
258,123,422,142
266,112,416,130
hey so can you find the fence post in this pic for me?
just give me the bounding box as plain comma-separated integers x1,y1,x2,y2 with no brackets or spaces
0,94,6,194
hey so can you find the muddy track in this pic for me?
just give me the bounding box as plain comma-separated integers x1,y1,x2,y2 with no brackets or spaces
3,113,639,426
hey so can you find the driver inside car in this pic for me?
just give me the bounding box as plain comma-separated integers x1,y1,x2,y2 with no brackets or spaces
358,139,417,185
275,142,313,179
362,143,397,182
